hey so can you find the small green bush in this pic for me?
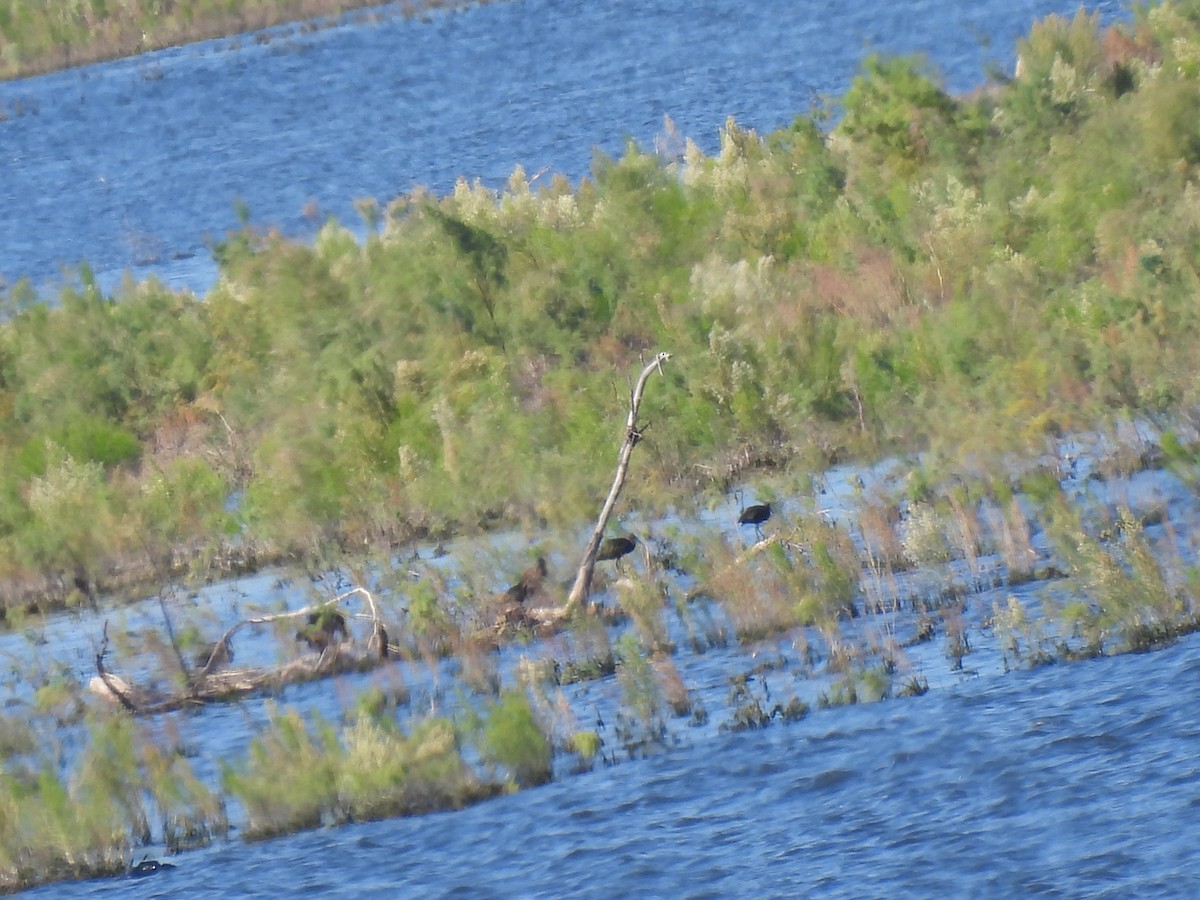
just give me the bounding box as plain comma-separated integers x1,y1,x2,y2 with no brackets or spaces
478,690,553,788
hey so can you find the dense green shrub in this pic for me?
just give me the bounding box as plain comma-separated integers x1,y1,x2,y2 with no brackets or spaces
476,690,553,787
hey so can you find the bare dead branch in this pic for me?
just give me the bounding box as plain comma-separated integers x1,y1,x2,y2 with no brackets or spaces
564,352,673,615
94,621,138,713
201,586,380,677
90,587,392,714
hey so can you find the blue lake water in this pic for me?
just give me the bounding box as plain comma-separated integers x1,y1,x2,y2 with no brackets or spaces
5,1,1184,896
28,631,1200,898
1,0,1126,296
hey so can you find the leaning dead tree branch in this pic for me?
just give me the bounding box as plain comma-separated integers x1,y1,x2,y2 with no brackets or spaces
564,351,672,616
684,532,785,602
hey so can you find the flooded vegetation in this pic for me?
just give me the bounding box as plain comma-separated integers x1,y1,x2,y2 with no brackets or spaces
5,0,1200,892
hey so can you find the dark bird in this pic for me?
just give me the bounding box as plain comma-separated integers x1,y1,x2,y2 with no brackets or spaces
597,535,638,571
129,857,177,878
738,502,772,540
295,608,348,655
370,621,390,659
193,637,233,672
505,556,548,605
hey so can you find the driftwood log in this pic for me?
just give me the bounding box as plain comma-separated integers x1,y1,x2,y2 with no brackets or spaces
90,587,393,715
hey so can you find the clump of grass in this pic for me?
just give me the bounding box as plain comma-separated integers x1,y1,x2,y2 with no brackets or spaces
0,714,225,893
340,716,490,820
896,674,929,697
906,614,936,646
818,676,859,709
224,702,496,840
555,615,617,685
983,488,1037,585
942,604,972,670
556,653,617,685
613,634,666,755
617,575,672,653
140,729,229,852
650,654,694,717
989,594,1056,671
569,730,603,768
691,540,798,643
474,689,553,788
221,705,340,840
0,766,129,891
720,672,805,732
793,519,861,624
819,662,893,709
1048,501,1191,655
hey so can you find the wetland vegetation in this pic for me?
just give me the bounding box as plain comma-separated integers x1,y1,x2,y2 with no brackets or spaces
6,0,1200,892
0,0,487,82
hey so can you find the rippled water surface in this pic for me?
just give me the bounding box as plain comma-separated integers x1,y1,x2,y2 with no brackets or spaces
1,0,1125,294
29,633,1200,898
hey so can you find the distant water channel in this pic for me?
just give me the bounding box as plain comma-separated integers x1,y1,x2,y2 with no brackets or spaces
1,0,1126,296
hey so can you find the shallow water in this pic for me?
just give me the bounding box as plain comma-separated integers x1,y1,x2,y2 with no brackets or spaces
7,433,1200,896
1,0,1125,295
28,633,1200,898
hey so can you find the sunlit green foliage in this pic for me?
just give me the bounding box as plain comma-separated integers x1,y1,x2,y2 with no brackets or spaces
1045,499,1193,653
0,714,225,893
475,689,553,787
9,3,1200,616
221,704,492,840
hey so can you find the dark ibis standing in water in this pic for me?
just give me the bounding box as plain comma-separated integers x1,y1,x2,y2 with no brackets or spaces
505,556,548,605
597,535,638,572
296,608,348,655
738,502,772,540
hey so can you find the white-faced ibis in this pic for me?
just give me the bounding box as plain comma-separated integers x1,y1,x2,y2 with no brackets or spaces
505,556,548,605
738,502,772,540
597,535,638,571
295,608,348,654
193,638,233,671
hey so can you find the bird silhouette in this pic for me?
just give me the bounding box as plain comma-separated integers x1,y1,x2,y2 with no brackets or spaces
295,608,348,654
505,556,548,605
597,535,638,572
371,621,390,659
193,637,233,672
738,502,772,540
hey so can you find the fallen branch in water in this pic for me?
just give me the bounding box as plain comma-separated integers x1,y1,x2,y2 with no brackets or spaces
89,586,392,715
